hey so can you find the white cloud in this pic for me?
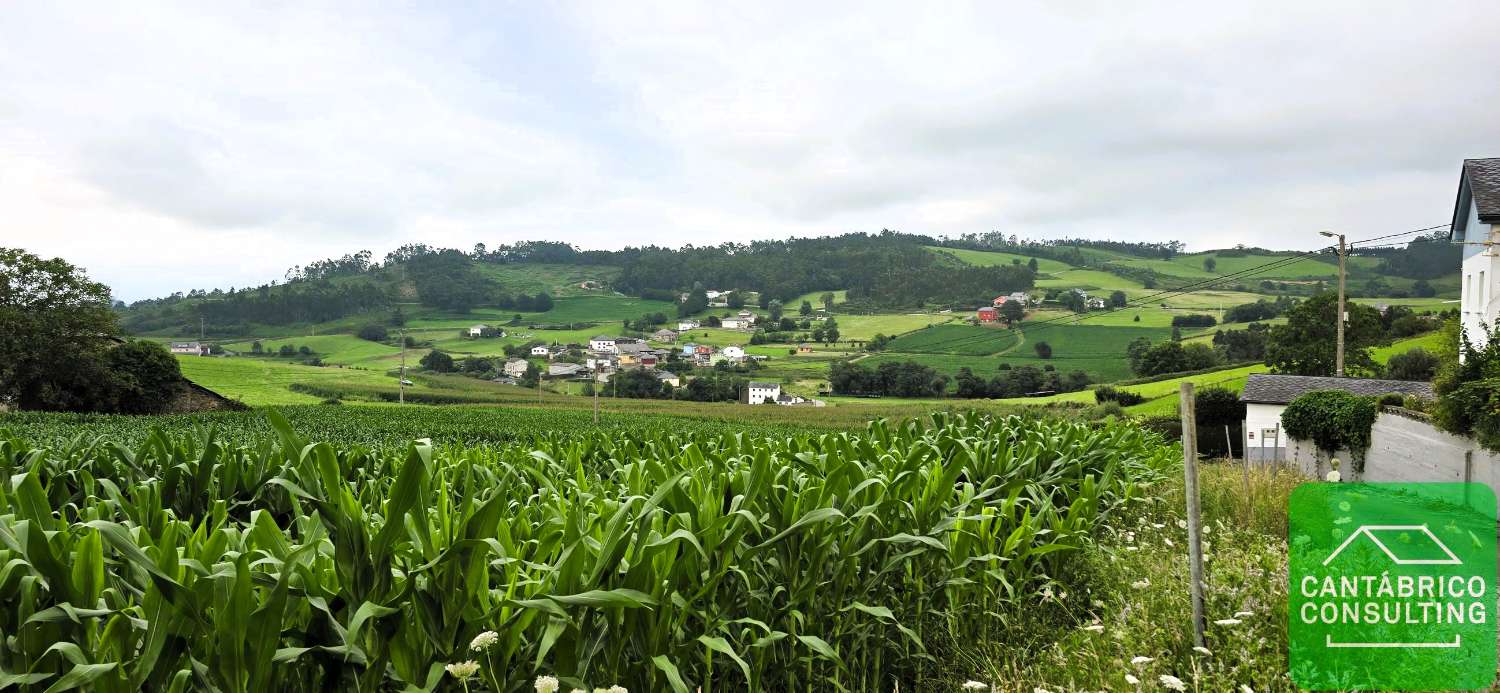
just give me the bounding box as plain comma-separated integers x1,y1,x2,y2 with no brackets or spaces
3,1,1499,299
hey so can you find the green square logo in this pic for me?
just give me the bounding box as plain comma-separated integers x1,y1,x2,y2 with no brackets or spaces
1289,483,1497,690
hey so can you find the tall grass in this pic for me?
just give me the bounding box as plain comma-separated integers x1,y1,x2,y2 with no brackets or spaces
0,411,1172,691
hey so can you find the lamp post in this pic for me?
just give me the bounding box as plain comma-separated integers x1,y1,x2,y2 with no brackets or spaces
1320,231,1347,376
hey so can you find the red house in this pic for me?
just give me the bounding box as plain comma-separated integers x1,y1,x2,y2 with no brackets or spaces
976,307,999,322
991,296,1009,307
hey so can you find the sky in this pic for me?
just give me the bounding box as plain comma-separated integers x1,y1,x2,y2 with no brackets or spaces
3,2,1499,301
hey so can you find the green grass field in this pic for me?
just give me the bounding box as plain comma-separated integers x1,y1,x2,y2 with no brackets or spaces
836,313,956,340
925,246,1074,273
177,356,400,405
882,324,1022,355
470,262,621,297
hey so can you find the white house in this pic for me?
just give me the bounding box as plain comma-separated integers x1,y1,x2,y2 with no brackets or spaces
589,336,616,353
169,341,206,355
530,345,551,357
503,358,530,379
1240,374,1435,463
721,318,750,329
721,345,746,362
1452,158,1500,356
746,381,781,404
656,371,681,388
677,320,700,332
468,324,489,337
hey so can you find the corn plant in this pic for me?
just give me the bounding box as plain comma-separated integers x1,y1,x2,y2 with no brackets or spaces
0,410,1173,691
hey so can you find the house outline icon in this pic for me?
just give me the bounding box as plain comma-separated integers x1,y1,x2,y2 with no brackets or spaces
1322,524,1462,566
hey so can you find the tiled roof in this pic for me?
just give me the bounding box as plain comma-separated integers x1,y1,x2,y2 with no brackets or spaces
1240,374,1434,405
1465,158,1500,224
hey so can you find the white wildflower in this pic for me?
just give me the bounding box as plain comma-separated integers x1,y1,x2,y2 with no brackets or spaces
534,676,560,693
1152,523,1165,529
1083,624,1105,633
1130,656,1154,665
1033,688,1052,693
1214,618,1243,626
1164,537,1175,547
961,681,989,691
470,630,499,651
1177,519,1188,530
445,661,480,680
1124,673,1140,685
1233,611,1253,618
607,687,627,693
1240,685,1255,693
1159,674,1187,691
1131,579,1150,590
1326,469,1341,482
1193,646,1212,655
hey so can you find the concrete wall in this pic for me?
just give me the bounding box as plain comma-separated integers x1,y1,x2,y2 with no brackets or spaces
1284,408,1500,498
1458,196,1497,354
1244,402,1286,462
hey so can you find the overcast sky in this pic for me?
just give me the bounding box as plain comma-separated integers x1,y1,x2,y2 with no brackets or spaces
4,2,1499,300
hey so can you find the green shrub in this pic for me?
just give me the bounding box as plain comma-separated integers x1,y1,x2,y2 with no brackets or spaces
1280,390,1378,469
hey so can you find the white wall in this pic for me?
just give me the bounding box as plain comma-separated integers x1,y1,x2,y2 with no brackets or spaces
1459,198,1497,354
1285,409,1500,500
1243,403,1286,462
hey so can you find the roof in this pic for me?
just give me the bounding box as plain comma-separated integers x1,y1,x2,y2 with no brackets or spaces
655,371,678,380
749,381,779,388
590,335,614,341
1465,158,1500,224
976,306,998,313
1240,374,1435,405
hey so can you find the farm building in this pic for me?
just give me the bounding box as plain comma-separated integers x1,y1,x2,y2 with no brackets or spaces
530,345,550,357
976,307,999,323
468,325,489,337
677,320,700,332
1239,374,1435,462
1453,157,1500,356
548,363,587,378
169,341,207,355
797,344,813,353
653,328,678,343
745,381,781,405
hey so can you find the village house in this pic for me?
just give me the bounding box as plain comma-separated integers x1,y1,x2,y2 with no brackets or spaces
1086,297,1107,310
745,381,781,405
652,328,678,343
169,341,208,355
656,371,681,388
1453,157,1500,356
976,307,999,323
692,344,714,366
502,358,530,379
530,345,551,357
722,345,746,362
1239,374,1434,462
468,324,490,337
721,317,750,330
797,344,814,353
677,320,700,332
588,336,616,353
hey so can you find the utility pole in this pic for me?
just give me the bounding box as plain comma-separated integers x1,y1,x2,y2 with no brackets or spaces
1320,231,1347,377
398,327,406,404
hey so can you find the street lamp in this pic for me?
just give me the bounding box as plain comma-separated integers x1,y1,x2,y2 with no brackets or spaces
1320,231,1347,377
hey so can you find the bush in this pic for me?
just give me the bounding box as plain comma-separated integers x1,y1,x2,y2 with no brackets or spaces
1434,325,1500,450
1094,385,1145,406
1033,341,1052,359
1385,347,1438,382
1280,390,1378,468
1194,387,1244,428
357,324,389,341
420,350,455,373
1171,314,1217,328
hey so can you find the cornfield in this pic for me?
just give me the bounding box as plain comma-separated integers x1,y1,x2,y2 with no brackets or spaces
0,411,1172,691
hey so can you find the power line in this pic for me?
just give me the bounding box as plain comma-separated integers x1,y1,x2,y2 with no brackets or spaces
1347,223,1449,248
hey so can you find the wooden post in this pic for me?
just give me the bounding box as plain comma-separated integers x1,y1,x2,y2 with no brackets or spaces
1179,382,1207,647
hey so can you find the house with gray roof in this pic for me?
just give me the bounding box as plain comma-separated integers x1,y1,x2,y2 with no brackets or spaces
1451,158,1500,357
1240,373,1435,462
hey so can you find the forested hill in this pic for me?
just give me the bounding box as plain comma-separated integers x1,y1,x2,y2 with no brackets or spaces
117,232,1037,334
116,229,1457,336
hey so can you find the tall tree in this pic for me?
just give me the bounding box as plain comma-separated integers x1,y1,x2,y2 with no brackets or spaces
1265,292,1383,376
